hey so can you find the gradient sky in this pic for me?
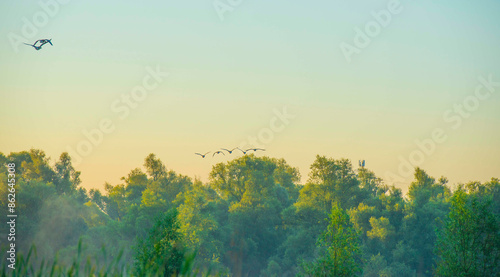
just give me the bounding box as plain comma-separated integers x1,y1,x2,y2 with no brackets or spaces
1,0,499,193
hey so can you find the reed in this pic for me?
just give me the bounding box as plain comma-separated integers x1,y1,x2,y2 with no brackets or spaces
1,240,223,277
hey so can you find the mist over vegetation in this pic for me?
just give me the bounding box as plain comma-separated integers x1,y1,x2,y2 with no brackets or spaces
0,149,499,276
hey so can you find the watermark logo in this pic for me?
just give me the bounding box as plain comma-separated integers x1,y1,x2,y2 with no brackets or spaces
237,106,295,150
385,74,499,184
66,66,169,165
5,163,17,270
340,0,403,63
213,0,245,21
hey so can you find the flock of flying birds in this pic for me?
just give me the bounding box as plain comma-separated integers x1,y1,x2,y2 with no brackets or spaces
24,39,53,50
22,38,361,165
195,147,265,158
23,39,364,167
23,39,362,166
23,39,264,161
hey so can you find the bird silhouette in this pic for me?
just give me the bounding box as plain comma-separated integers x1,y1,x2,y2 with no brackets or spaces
24,39,53,51
24,43,41,50
236,148,248,154
213,151,225,157
37,39,53,46
195,152,210,158
221,148,238,154
246,148,265,152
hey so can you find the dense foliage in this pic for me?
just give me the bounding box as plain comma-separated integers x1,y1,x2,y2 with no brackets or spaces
0,149,498,276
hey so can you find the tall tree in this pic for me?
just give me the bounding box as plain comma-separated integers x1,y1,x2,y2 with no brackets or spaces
103,183,127,221
123,168,148,203
402,168,449,276
144,153,167,181
299,155,361,212
209,155,298,276
435,188,500,276
301,203,362,277
134,208,185,276
54,152,81,194
22,149,56,183
176,180,224,267
7,150,32,176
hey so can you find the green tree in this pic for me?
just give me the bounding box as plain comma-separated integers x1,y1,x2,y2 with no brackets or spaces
7,150,32,176
305,156,362,210
402,168,449,276
89,188,105,210
141,153,191,212
176,180,224,268
367,217,395,243
301,203,362,277
362,254,389,277
349,203,377,240
134,208,185,276
209,154,298,276
22,149,56,183
357,167,383,202
435,188,500,276
144,153,167,181
54,152,81,194
103,182,127,221
123,168,148,203
465,178,500,215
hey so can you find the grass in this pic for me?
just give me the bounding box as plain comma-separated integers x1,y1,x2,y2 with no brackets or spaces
1,240,223,277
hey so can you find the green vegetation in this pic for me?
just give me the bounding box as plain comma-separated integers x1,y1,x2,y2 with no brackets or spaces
0,149,499,276
299,204,362,277
434,187,500,276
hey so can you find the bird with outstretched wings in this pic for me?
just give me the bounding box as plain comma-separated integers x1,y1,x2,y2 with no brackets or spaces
236,148,248,154
36,39,53,46
24,43,42,50
246,148,265,152
24,39,53,51
213,151,225,157
221,148,238,154
195,152,210,158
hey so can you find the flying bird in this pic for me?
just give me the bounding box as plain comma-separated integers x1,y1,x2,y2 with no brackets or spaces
195,152,210,158
37,39,53,46
213,151,225,157
24,43,41,50
359,160,365,167
24,39,53,51
236,148,248,154
221,148,238,154
246,148,265,152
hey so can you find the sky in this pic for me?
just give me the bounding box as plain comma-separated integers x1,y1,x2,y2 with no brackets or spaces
1,0,499,193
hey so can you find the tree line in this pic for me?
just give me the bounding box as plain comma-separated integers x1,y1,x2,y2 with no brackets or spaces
0,149,498,276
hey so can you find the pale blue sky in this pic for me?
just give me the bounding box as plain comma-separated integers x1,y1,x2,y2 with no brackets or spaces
1,0,499,192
